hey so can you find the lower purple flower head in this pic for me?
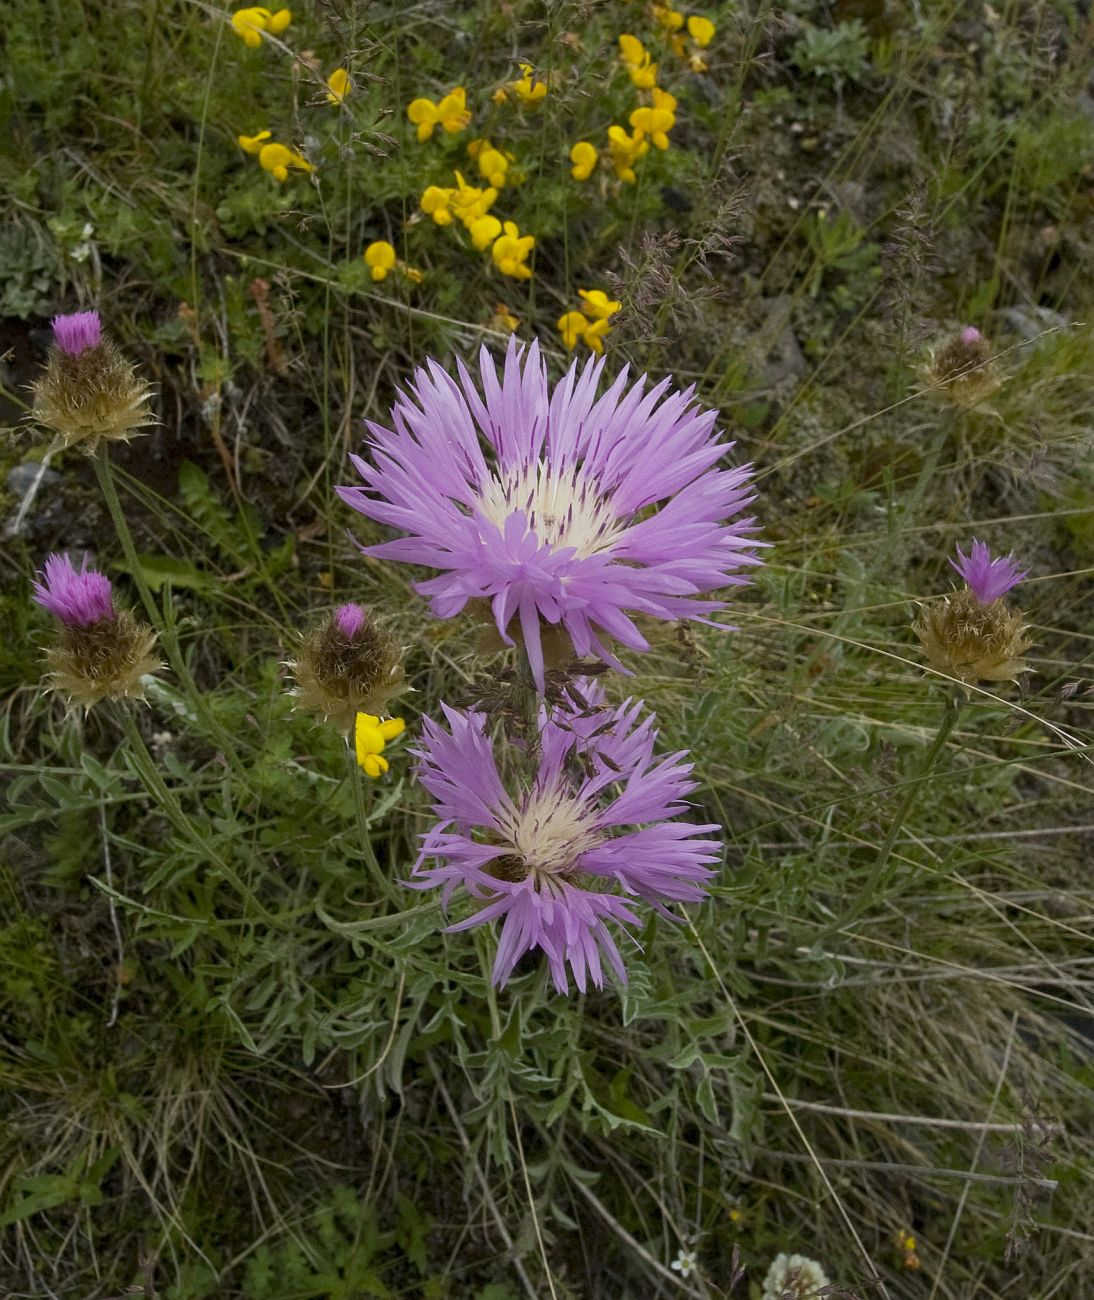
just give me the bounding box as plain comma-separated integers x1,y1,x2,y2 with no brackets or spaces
950,540,1027,605
338,338,764,688
51,310,102,357
960,325,983,346
409,692,720,994
32,553,115,627
334,602,367,638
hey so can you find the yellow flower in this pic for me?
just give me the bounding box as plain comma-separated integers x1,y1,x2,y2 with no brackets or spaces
687,15,716,47
364,241,397,281
508,62,547,105
450,171,497,226
403,265,424,284
469,215,502,250
420,185,456,225
607,124,649,183
230,7,291,48
492,221,534,279
630,87,677,150
582,317,612,354
618,34,657,88
326,67,350,104
578,289,621,321
256,142,313,182
570,140,598,181
477,146,510,188
490,304,520,333
407,87,471,141
653,4,684,31
557,310,588,350
238,129,272,155
354,712,405,778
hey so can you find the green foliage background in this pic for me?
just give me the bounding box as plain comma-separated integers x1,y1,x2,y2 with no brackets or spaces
1,1,1092,1297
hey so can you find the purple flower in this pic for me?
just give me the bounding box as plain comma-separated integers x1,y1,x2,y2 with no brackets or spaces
338,339,764,687
960,325,983,345
950,540,1027,605
409,695,720,993
51,310,102,357
334,602,367,637
32,553,115,626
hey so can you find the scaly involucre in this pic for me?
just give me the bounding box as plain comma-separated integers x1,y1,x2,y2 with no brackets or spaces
409,693,720,993
338,338,763,685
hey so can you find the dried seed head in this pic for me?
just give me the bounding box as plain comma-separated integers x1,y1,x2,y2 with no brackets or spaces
32,553,162,708
288,603,405,734
914,588,1031,685
921,325,1003,408
32,311,155,452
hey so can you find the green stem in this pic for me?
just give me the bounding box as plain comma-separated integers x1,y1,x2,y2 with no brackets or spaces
93,447,161,627
93,447,249,781
345,740,397,903
116,708,273,921
840,693,963,929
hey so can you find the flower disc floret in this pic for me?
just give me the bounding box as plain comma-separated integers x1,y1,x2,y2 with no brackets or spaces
408,695,720,992
337,338,765,686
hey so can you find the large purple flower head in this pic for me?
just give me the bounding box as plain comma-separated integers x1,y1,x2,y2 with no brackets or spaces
338,339,764,687
51,310,102,357
409,693,720,993
950,540,1027,605
32,553,115,627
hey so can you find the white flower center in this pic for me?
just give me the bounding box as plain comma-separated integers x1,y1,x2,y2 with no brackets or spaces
477,460,624,557
496,787,601,883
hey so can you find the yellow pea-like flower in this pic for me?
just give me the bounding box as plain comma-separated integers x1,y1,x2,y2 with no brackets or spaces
231,7,291,48
569,141,598,181
257,142,312,182
354,713,406,778
326,68,350,104
420,185,456,225
617,34,657,88
578,290,621,321
653,5,684,32
469,215,502,250
491,222,534,279
364,241,397,281
407,88,471,141
509,62,547,105
687,15,716,47
557,310,588,351
477,147,510,188
238,129,272,155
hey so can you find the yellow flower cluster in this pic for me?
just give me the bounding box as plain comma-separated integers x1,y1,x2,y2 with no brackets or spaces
467,138,517,189
557,290,621,354
418,151,534,279
493,62,548,106
363,241,422,284
238,131,313,182
571,15,700,187
653,6,716,72
407,88,472,141
230,6,291,48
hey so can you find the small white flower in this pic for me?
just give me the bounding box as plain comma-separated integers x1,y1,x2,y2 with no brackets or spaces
671,1248,698,1278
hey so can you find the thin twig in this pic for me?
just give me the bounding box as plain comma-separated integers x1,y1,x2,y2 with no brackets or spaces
98,803,125,1029
761,1095,1062,1136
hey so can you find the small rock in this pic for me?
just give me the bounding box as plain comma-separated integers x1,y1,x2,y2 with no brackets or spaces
996,305,1069,342
3,460,62,539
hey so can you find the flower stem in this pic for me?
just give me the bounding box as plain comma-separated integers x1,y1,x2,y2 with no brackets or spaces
840,693,963,929
115,706,274,921
344,739,397,902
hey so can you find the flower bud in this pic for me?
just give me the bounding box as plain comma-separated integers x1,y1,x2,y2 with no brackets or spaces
287,602,405,733
921,325,1002,408
914,541,1031,685
32,553,162,707
32,310,154,452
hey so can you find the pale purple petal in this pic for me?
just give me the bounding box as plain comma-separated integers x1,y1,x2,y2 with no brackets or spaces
334,602,366,637
950,540,1027,605
32,553,115,626
52,310,102,357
